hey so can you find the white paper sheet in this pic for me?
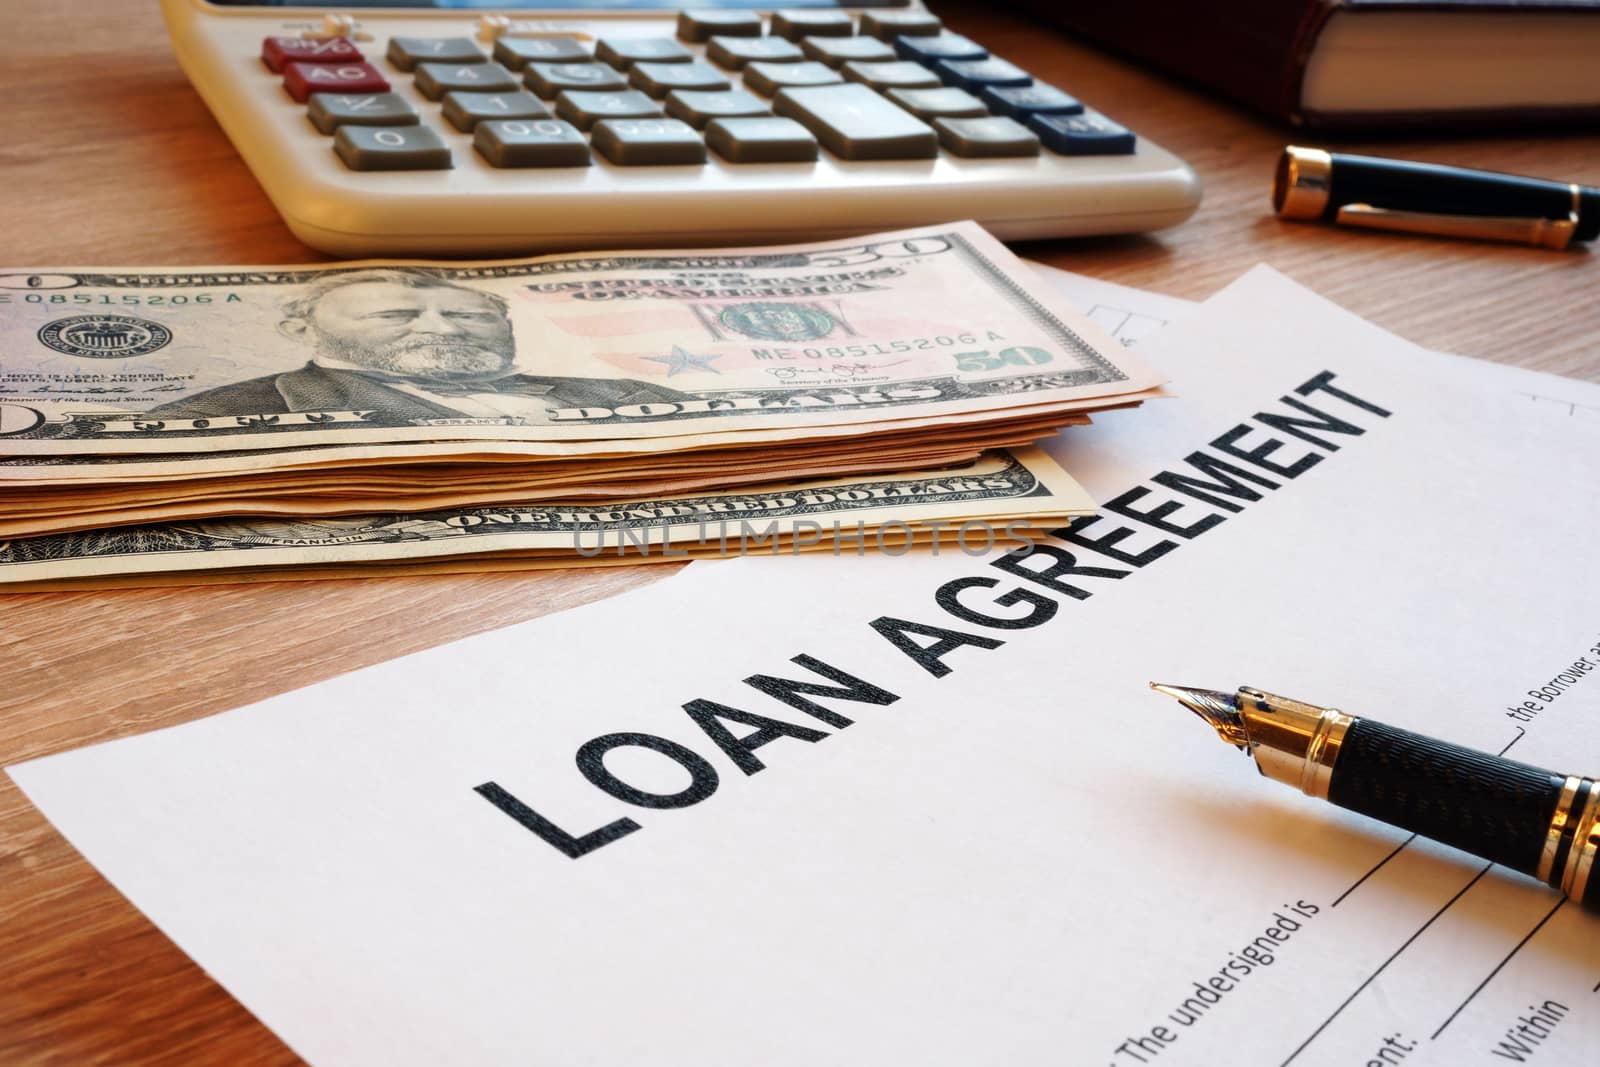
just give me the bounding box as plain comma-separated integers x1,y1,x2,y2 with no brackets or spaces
1032,262,1600,421
12,267,1600,1067
1027,265,1198,348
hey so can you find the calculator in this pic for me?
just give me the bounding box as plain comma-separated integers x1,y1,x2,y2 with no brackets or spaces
160,1,1203,257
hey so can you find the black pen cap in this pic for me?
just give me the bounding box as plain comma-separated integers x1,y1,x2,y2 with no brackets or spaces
1275,146,1600,243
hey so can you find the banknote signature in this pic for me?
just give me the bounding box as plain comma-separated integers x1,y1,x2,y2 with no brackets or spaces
764,361,910,383
0,384,185,395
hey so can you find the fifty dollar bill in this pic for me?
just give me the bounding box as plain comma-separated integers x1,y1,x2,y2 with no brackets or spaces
0,222,1159,455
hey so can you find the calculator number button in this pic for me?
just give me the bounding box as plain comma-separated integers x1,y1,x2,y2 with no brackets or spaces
677,11,762,43
596,38,693,69
629,61,732,99
556,90,665,130
386,37,485,72
414,61,520,101
475,119,592,168
665,89,770,129
861,12,943,40
493,36,591,69
334,125,452,171
770,11,854,41
442,90,551,132
525,62,629,98
706,36,804,70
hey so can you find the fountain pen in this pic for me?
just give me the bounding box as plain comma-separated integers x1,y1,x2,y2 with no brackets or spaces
1152,683,1600,912
1272,146,1600,249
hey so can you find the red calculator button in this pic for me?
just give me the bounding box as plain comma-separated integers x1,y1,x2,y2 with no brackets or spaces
283,61,390,103
262,36,362,73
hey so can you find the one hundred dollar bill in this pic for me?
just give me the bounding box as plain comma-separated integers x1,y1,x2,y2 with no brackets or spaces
0,222,1159,455
0,448,1088,587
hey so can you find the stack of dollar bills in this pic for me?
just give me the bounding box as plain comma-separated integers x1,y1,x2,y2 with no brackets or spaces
0,222,1161,588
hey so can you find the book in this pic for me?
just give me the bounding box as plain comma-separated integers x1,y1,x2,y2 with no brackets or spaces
1020,0,1600,130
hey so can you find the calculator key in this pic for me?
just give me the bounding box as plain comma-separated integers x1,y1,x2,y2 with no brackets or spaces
442,90,550,132
555,89,664,130
665,89,770,129
262,36,361,73
284,62,389,103
525,61,629,98
415,61,519,100
884,86,987,120
334,125,451,171
934,57,1032,91
474,118,591,167
307,92,417,134
743,61,844,97
773,83,938,160
981,84,1083,118
1028,111,1136,154
860,11,943,40
629,60,731,99
933,116,1040,157
894,34,988,63
677,10,762,42
842,61,942,92
705,117,819,163
386,37,484,72
591,118,708,165
770,10,854,41
595,38,692,69
493,36,591,69
800,36,896,68
706,36,804,70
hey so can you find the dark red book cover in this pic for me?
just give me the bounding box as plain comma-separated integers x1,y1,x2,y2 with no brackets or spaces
1013,0,1600,130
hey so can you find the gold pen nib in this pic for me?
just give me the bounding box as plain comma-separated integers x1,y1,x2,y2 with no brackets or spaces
1149,682,1251,748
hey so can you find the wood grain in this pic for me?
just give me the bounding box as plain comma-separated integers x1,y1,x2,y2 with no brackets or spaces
0,2,1595,1064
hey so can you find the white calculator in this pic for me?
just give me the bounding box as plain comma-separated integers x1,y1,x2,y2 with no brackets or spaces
160,0,1203,256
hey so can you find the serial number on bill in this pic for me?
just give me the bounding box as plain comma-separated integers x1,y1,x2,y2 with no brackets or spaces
1,292,244,305
752,332,1021,360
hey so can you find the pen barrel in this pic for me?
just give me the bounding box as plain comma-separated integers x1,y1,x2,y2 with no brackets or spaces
1326,718,1600,908
1326,153,1600,240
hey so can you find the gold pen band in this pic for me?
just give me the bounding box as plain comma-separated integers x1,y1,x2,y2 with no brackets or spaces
1234,687,1352,800
1272,146,1332,219
1551,778,1600,902
1539,776,1583,883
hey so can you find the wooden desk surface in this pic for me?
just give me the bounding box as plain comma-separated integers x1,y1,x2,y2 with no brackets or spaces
1,2,1595,1063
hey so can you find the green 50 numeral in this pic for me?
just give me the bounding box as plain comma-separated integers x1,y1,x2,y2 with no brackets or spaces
952,346,1053,372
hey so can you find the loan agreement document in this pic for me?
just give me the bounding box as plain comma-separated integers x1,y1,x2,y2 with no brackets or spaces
11,268,1600,1067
